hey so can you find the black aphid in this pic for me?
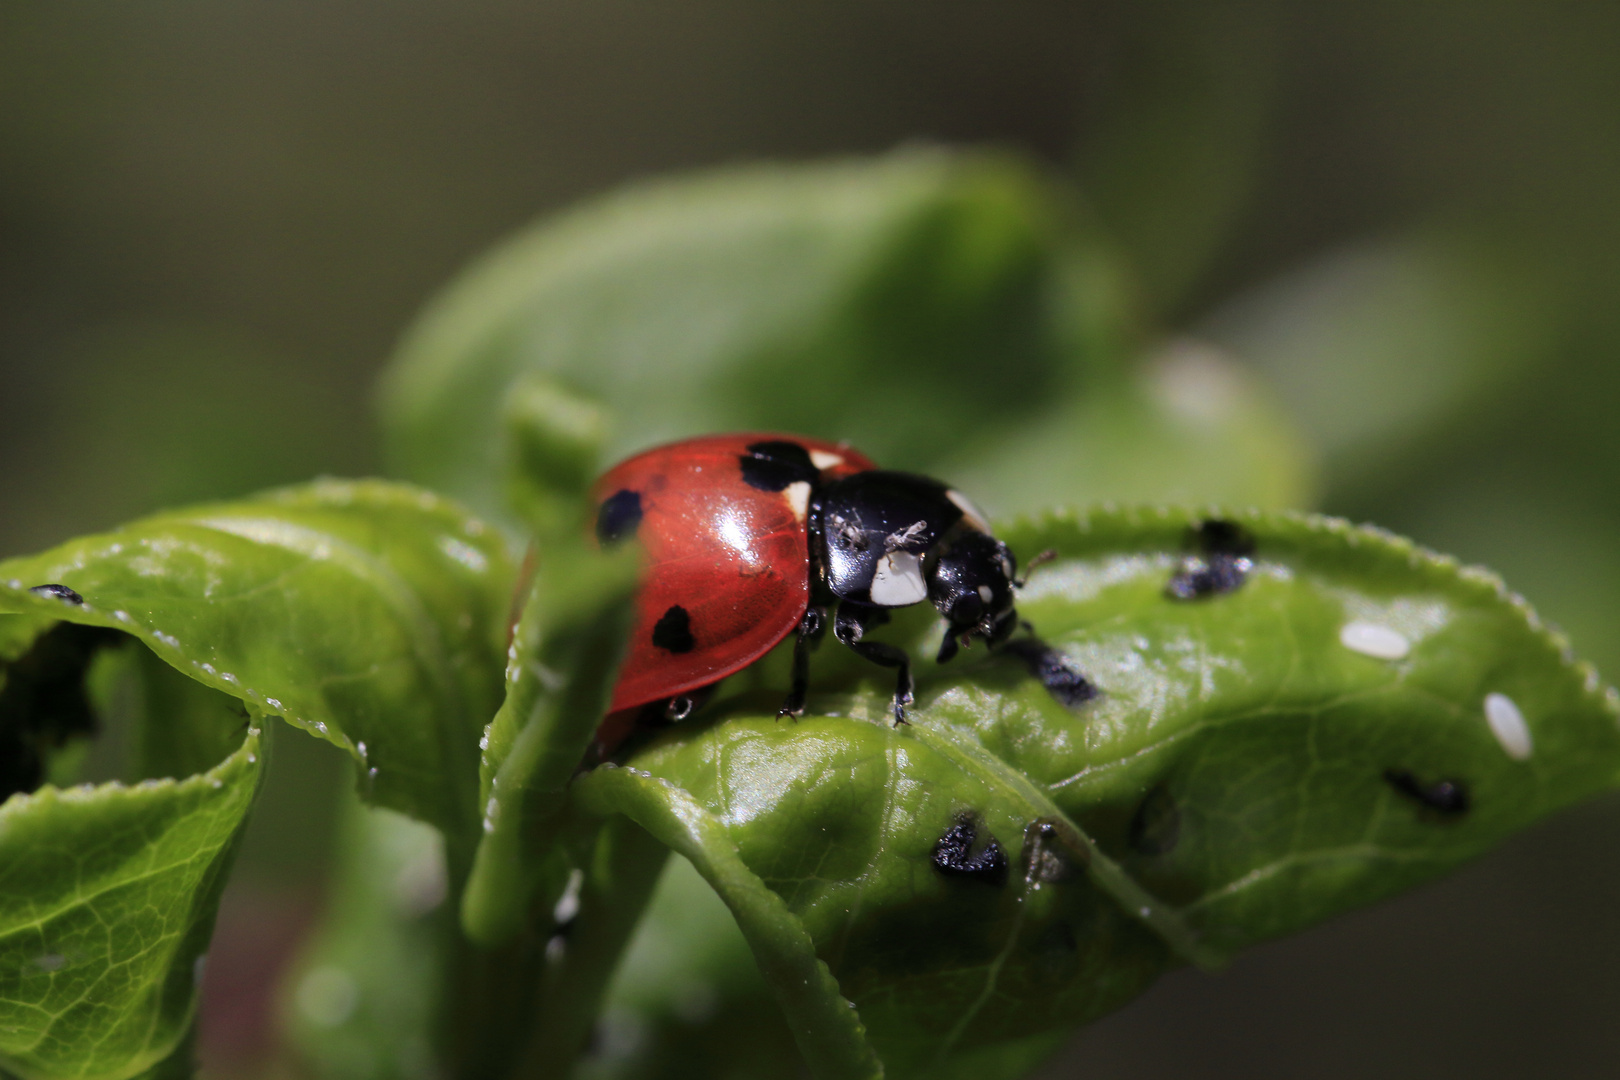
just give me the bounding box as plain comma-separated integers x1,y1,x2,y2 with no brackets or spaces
1384,768,1470,817
29,584,85,605
1167,518,1257,600
1021,818,1084,885
932,812,1009,886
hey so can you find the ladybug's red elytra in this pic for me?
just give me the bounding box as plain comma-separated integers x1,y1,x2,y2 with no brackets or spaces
591,433,1090,743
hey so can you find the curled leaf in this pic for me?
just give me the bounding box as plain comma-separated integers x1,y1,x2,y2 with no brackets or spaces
582,507,1619,1077
0,480,516,847
0,702,262,1080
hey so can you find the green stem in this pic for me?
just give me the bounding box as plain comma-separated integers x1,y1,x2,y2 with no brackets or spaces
513,816,670,1077
461,544,639,946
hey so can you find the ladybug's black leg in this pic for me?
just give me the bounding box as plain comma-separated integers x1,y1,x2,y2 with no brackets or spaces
778,606,826,720
833,602,914,726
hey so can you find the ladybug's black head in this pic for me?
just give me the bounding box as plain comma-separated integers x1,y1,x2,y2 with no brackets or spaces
928,530,1018,658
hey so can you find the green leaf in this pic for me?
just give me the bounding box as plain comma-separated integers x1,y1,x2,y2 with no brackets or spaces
0,479,516,849
376,149,1128,521
378,149,1315,533
0,716,262,1080
1202,234,1559,499
575,767,886,1080
942,339,1316,516
576,507,1618,1078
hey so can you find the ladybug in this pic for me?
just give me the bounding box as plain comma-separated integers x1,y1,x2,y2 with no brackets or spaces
591,433,1089,742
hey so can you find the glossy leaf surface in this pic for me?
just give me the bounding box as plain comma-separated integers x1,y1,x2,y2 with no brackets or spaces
580,507,1620,1077
0,480,516,846
0,612,263,1080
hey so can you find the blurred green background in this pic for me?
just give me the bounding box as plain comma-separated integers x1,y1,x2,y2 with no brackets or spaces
3,4,1619,1077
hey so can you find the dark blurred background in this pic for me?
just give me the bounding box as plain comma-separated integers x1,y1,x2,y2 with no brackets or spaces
4,3,1620,1077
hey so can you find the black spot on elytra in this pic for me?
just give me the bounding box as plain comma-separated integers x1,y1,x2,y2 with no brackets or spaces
595,489,643,545
29,584,85,605
1167,518,1257,600
1384,768,1470,817
998,638,1097,707
932,813,1008,886
0,622,126,800
650,605,695,654
1128,783,1181,855
738,440,818,492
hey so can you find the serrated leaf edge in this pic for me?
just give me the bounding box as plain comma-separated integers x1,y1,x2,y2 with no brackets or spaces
1005,504,1620,724
0,723,262,824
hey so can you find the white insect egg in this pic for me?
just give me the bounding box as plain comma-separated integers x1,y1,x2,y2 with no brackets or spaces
1339,621,1410,660
1484,692,1534,761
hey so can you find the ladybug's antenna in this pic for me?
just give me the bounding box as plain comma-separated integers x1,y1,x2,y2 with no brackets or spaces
1013,549,1057,589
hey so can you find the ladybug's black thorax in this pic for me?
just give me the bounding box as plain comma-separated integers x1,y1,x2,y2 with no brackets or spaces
811,472,963,607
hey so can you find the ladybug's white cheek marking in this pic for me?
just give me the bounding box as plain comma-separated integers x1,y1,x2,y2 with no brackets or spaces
1484,692,1533,761
947,490,992,533
1338,620,1410,660
870,551,928,606
784,481,811,522
809,449,844,470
